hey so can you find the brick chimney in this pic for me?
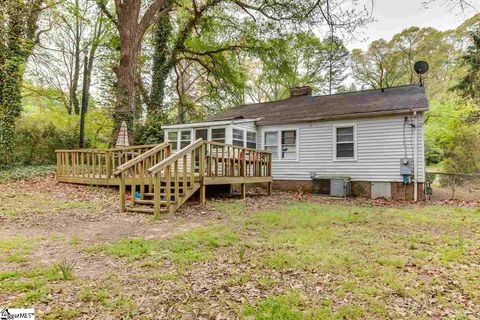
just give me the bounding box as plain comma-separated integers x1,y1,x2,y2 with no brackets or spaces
290,86,312,97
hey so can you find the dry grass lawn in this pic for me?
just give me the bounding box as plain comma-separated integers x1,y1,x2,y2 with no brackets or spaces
0,176,479,319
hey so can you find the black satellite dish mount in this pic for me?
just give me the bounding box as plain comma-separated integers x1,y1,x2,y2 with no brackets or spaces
414,61,429,87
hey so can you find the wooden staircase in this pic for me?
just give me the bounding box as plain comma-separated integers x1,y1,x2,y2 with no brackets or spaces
124,180,200,214
114,138,273,216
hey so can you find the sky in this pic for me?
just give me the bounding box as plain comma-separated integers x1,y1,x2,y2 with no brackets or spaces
347,0,478,50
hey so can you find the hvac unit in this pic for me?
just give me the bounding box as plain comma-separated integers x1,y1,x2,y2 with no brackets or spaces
312,175,351,197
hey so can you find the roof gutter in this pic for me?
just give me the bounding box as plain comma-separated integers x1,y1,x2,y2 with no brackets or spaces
161,118,263,130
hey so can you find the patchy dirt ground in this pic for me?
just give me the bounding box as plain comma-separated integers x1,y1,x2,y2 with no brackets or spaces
0,176,479,319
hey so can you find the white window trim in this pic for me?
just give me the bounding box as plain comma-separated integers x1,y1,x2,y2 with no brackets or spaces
333,124,357,161
179,129,193,149
166,129,193,150
261,128,299,162
194,127,209,141
210,126,227,143
231,126,258,148
165,130,179,150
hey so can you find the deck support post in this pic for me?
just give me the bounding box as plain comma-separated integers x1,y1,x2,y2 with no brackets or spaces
105,151,112,179
120,173,126,212
267,182,272,196
200,184,206,205
241,183,246,199
154,173,160,217
131,176,136,207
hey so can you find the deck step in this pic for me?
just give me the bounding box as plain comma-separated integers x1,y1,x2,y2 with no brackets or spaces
143,189,188,197
126,206,172,214
126,207,154,214
134,199,177,205
134,199,154,205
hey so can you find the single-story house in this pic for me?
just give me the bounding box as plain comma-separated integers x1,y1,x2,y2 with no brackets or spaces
162,84,428,200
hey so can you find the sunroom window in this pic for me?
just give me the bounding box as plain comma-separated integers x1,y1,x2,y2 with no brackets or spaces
232,129,244,146
168,131,178,151
246,131,257,149
211,128,225,143
180,130,191,149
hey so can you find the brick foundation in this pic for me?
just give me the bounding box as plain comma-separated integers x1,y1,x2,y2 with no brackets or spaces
273,180,314,192
391,182,425,201
351,181,372,198
272,180,425,201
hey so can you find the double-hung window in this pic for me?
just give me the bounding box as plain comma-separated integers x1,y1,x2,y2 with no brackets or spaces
168,131,179,152
211,128,225,143
180,130,191,149
281,130,297,160
264,132,279,159
232,129,244,146
335,125,356,160
264,130,298,160
246,131,257,149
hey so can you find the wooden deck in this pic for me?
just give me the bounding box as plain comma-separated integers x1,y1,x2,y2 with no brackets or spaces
56,140,272,215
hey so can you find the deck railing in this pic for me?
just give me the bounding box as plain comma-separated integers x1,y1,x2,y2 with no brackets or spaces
55,144,157,182
56,140,272,215
203,141,272,178
142,139,272,215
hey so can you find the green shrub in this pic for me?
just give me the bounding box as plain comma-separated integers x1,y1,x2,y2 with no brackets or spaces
0,165,56,182
14,123,84,165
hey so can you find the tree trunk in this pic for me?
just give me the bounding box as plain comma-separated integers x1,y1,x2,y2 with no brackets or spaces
105,0,169,145
111,1,143,145
113,33,140,144
79,52,88,148
0,1,42,165
151,14,172,112
72,0,81,114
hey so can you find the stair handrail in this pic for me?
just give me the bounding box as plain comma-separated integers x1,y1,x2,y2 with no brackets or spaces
114,141,170,176
147,138,203,175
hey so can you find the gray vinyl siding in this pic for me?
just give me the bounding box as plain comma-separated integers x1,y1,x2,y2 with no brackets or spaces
257,114,425,183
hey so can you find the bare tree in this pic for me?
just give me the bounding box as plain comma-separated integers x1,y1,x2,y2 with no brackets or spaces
422,0,478,13
27,0,106,115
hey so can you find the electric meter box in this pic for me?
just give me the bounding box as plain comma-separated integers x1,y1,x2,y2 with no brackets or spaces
400,158,413,176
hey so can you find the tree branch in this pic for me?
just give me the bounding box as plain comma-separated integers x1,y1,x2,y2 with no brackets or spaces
95,0,117,26
139,0,172,33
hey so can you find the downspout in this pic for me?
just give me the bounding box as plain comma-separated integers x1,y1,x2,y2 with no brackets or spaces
414,111,418,202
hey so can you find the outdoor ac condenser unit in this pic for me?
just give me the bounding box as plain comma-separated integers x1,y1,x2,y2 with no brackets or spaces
312,175,351,197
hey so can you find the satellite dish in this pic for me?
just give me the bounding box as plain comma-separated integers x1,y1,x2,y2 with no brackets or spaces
414,61,429,75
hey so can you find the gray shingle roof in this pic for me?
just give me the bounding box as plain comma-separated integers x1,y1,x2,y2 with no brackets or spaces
207,85,429,125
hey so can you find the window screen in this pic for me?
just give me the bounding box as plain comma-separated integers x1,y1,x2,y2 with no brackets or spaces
246,131,257,149
211,128,225,143
168,131,178,151
232,129,244,146
336,126,355,158
281,130,297,160
180,130,191,149
264,131,278,159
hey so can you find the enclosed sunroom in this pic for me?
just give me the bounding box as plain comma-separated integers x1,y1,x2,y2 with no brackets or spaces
162,118,259,151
